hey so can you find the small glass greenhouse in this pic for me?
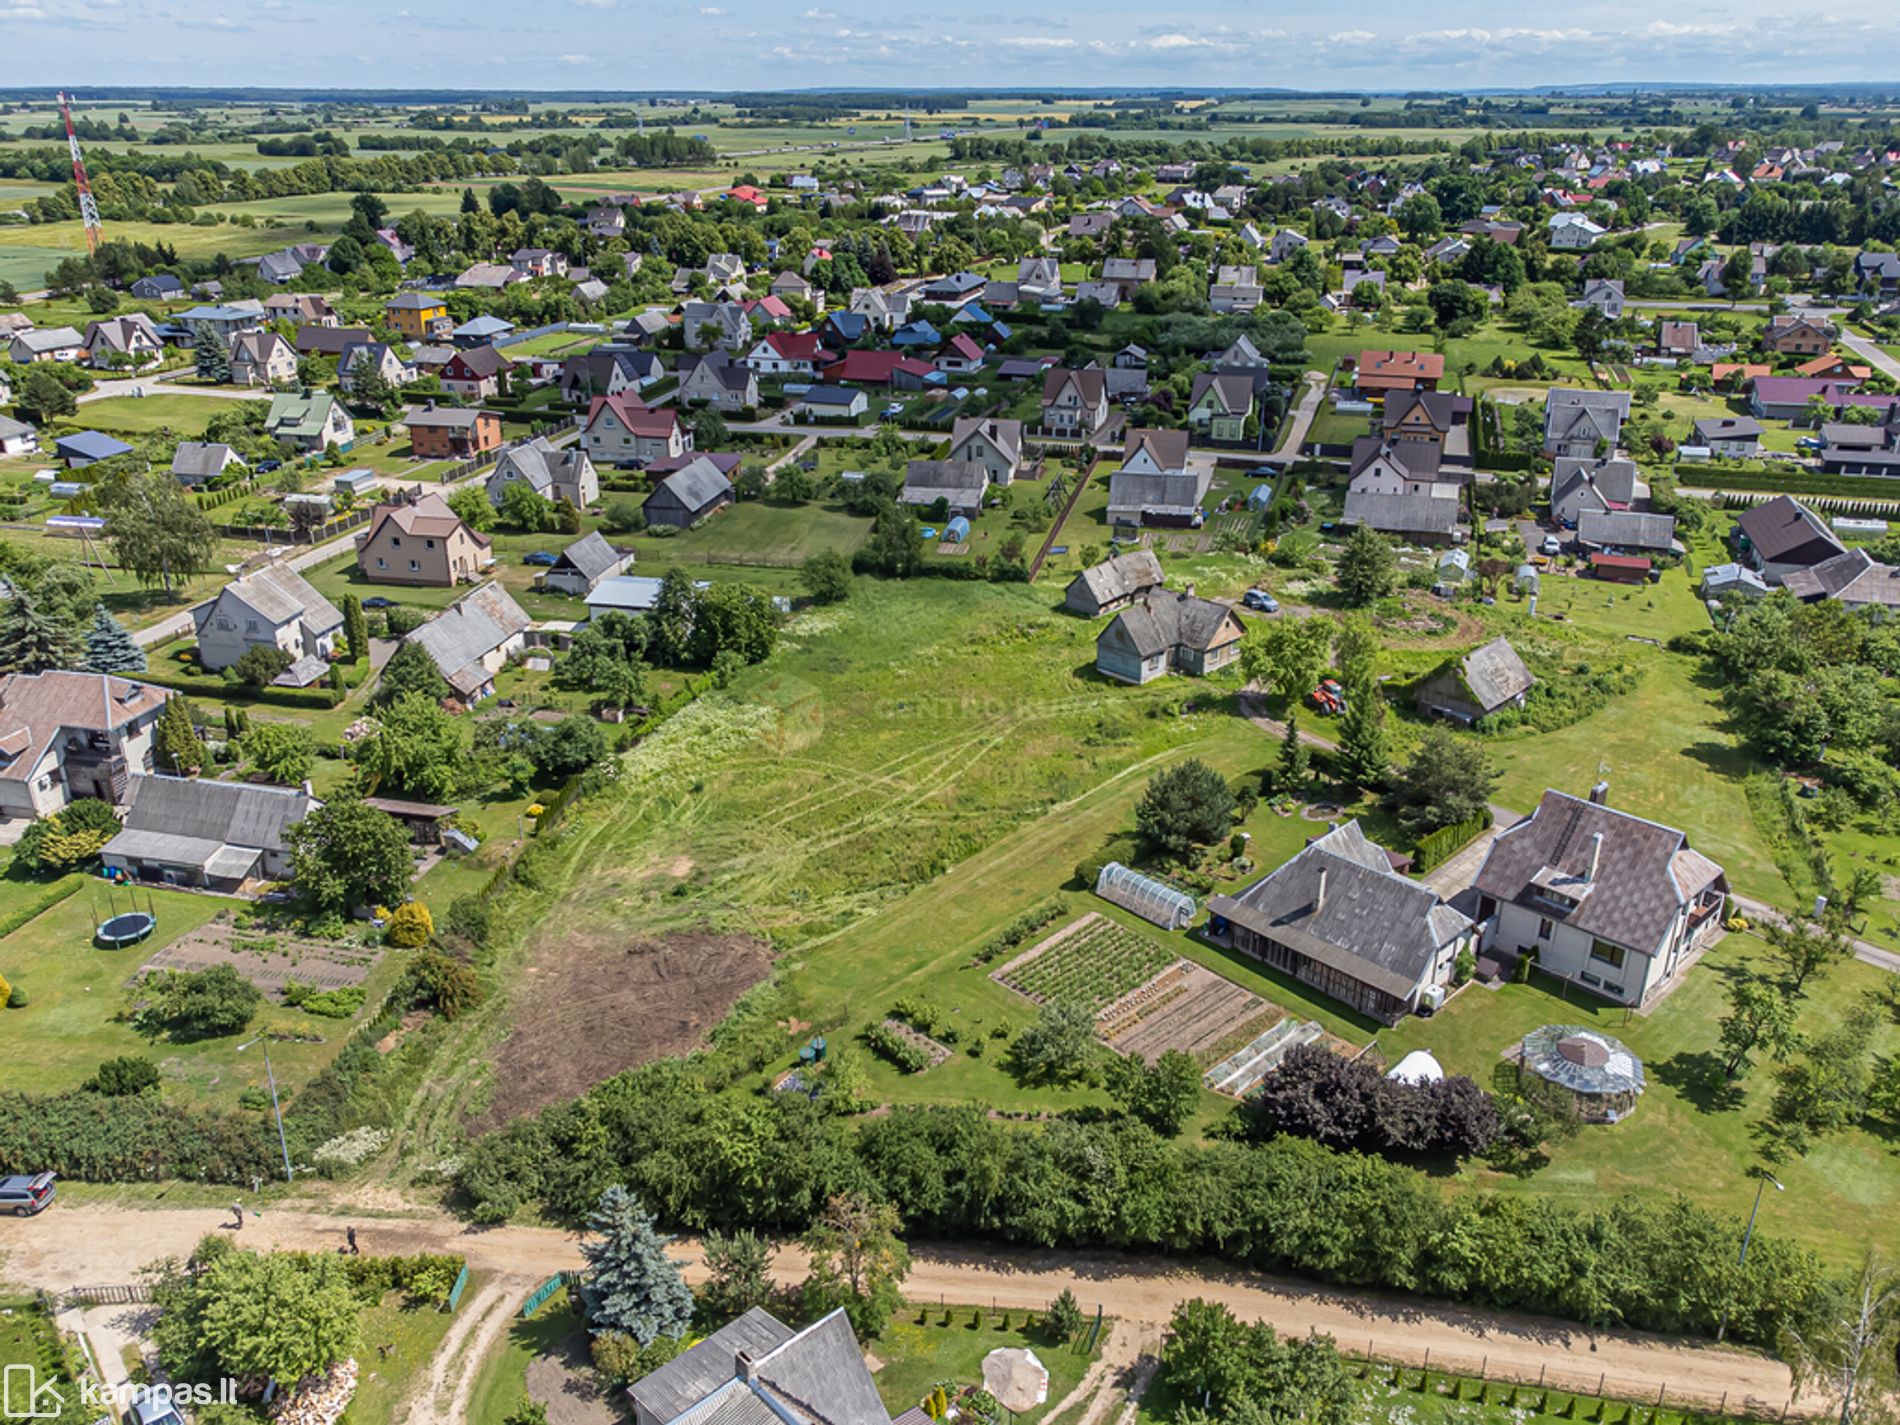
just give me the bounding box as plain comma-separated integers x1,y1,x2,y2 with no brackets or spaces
944,515,971,543
1094,862,1196,931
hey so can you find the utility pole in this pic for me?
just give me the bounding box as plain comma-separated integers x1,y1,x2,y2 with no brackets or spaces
240,1036,295,1184
58,92,103,255
1716,1170,1783,1342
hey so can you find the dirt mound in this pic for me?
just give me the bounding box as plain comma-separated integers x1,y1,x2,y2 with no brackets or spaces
471,929,772,1132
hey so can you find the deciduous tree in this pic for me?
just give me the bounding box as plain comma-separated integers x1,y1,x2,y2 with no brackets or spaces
800,1193,909,1340
287,795,415,912
95,469,219,599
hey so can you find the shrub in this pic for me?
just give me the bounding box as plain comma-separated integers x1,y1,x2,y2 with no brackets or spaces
281,982,367,1018
0,972,10,1008
405,950,482,1021
383,605,426,638
85,1055,160,1096
6,983,26,1008
860,1022,931,1073
384,902,434,948
131,965,261,1040
1452,949,1476,986
444,896,491,949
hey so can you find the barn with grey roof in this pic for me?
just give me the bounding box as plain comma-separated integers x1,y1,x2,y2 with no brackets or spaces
644,456,735,529
628,1306,890,1425
1064,549,1164,617
103,776,317,892
1414,636,1535,725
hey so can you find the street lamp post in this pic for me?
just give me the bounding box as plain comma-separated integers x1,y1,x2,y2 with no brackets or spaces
1716,1171,1783,1343
239,1036,294,1185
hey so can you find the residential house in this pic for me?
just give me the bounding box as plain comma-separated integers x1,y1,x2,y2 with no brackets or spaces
1065,549,1165,617
168,441,246,489
1107,457,1209,527
404,582,532,701
455,262,524,291
742,330,832,378
0,670,168,821
626,1307,889,1425
1340,486,1461,544
385,292,451,341
486,436,599,510
680,301,752,353
946,417,1024,487
1733,495,1847,584
1101,257,1156,298
1094,589,1245,684
9,326,84,363
1348,437,1446,497
936,332,986,375
1017,256,1063,301
1795,354,1871,381
901,460,990,516
1549,456,1638,526
0,416,39,459
587,204,628,239
1269,228,1309,264
543,530,633,597
54,431,134,468
1382,390,1468,456
191,565,344,684
1576,278,1625,318
847,287,905,332
101,776,315,891
229,330,298,387
1577,509,1676,557
561,349,663,404
1656,320,1700,358
768,270,819,309
450,315,515,349
1352,349,1444,399
263,293,336,326
82,314,163,370
1415,636,1535,725
1040,367,1110,438
1067,212,1114,240
1547,213,1607,249
509,248,568,279
356,492,492,586
1473,784,1727,1007
1761,313,1833,356
1188,371,1256,442
1211,335,1271,369
177,303,266,346
1748,376,1860,422
264,390,353,453
1209,820,1476,1023
405,405,503,461
643,456,735,528
1209,264,1264,314
1543,388,1630,457
1691,416,1764,458
821,351,939,390
338,341,415,394
1853,250,1900,296
678,351,760,412
293,324,373,359
582,394,688,468
130,274,185,300
1782,549,1900,614
440,346,511,401
1817,416,1900,475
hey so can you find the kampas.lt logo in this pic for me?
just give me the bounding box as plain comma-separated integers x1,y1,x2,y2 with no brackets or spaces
3,1364,63,1420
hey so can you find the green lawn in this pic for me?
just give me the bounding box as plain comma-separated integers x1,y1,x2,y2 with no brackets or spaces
65,393,267,438
0,872,407,1112
341,1275,480,1425
467,1297,579,1425
619,497,874,573
871,1307,1102,1421
0,1296,90,1425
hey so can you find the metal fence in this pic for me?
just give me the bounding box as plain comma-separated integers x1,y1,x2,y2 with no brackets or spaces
520,1272,571,1319
446,1263,471,1312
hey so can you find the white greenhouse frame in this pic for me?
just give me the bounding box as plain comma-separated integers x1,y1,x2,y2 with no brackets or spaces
1094,861,1196,931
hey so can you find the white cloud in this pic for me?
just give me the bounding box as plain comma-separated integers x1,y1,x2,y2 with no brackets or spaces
556,50,593,63
801,5,836,15
697,5,724,11
571,0,617,9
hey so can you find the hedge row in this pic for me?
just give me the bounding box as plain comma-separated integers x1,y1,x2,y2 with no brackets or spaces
0,1090,282,1184
134,665,354,711
0,876,85,939
1412,811,1494,873
1675,464,1900,499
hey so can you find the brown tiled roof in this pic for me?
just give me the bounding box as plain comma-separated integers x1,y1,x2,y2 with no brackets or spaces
0,670,167,784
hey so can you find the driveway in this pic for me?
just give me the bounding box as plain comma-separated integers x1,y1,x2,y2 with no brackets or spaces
1836,328,1900,384
78,379,266,405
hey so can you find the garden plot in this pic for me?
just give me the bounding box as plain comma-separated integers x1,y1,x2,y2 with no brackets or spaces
992,912,1174,1012
1100,962,1279,1065
136,923,383,1000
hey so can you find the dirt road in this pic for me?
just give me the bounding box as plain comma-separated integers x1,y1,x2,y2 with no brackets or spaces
0,1205,1807,1413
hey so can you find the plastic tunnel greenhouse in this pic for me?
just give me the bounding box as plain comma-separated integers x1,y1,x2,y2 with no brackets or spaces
1094,861,1197,931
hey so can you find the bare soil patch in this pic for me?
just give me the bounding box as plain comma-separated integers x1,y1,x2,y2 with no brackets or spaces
1101,963,1274,1065
137,923,383,1000
471,927,772,1131
523,1330,619,1425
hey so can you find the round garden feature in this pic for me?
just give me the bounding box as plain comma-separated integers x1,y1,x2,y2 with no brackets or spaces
1519,1024,1646,1124
95,910,157,949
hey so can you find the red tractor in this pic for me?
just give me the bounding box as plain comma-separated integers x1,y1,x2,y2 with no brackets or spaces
1309,679,1348,716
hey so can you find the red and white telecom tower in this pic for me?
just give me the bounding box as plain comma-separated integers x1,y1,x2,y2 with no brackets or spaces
58,91,104,255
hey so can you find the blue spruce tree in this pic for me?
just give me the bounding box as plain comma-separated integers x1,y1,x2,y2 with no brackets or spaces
85,604,147,674
578,1185,694,1345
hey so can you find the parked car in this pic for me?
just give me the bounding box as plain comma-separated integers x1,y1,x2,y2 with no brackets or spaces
128,1386,188,1425
522,551,559,566
361,596,398,609
1540,534,1562,555
256,459,282,474
0,1172,56,1216
883,402,904,417
1242,589,1279,613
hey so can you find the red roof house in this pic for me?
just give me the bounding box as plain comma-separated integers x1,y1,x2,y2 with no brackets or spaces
821,351,940,389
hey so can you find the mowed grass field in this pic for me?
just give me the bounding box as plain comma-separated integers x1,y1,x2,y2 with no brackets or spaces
67,392,267,436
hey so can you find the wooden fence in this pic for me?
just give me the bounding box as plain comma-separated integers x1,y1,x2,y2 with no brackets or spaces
63,1283,152,1307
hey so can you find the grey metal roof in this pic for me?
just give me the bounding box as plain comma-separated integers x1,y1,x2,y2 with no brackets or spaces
1550,457,1637,512
170,442,244,480
406,582,532,696
495,436,591,494
554,530,624,584
630,1308,795,1424
670,1381,782,1425
1349,437,1442,483
205,565,343,637
949,416,1024,467
903,460,990,498
1576,509,1676,551
1472,789,1724,955
1070,550,1163,607
102,828,227,870
653,457,736,515
1782,549,1900,607
1208,821,1469,1001
1455,636,1535,713
1102,590,1238,658
112,774,316,856
1734,496,1845,564
1341,489,1459,535
1693,415,1764,441
1107,471,1207,518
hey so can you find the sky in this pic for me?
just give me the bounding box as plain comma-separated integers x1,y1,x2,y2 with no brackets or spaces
11,0,1900,92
